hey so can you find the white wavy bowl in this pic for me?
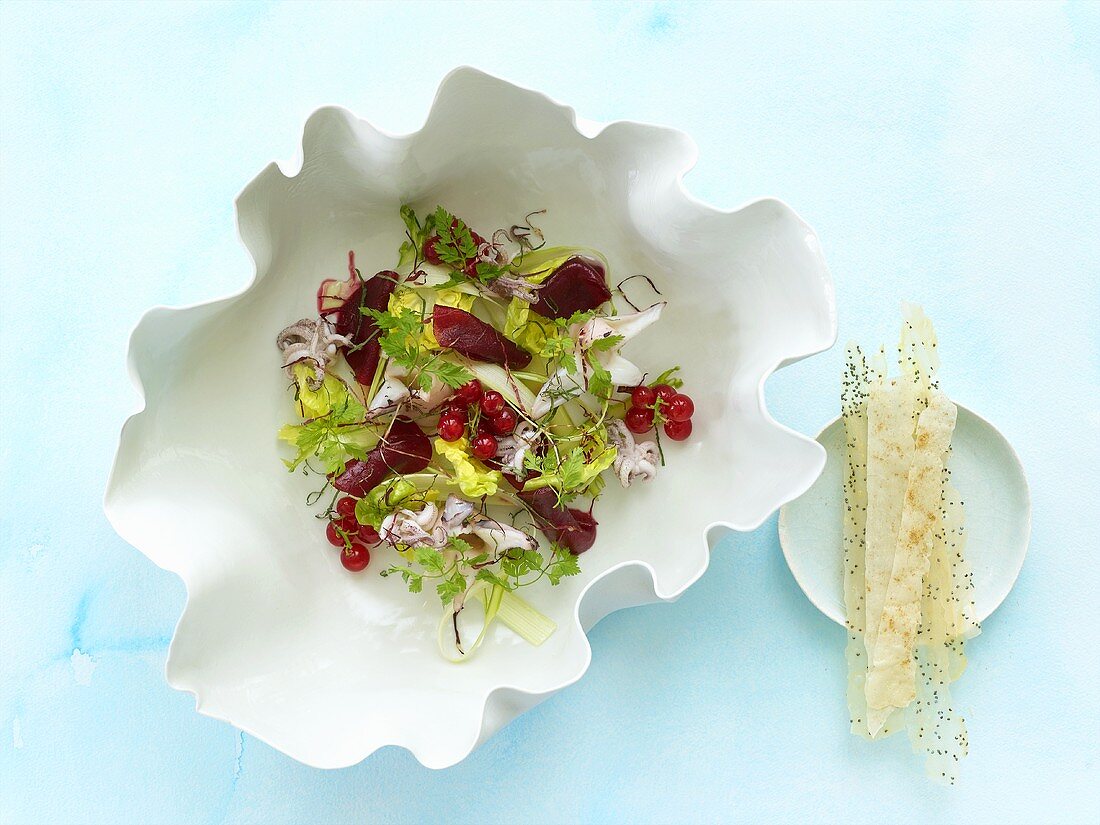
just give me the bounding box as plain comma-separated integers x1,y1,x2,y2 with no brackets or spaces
104,68,836,769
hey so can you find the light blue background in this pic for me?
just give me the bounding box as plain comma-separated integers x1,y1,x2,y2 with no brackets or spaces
2,2,1098,823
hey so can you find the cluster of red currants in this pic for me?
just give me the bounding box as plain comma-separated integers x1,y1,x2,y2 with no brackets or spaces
325,495,379,571
625,383,695,441
437,379,516,461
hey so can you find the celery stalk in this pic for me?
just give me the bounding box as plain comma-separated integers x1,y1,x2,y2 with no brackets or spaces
492,588,557,646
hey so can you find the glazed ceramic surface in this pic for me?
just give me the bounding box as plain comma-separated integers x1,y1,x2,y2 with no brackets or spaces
778,404,1030,625
104,68,835,768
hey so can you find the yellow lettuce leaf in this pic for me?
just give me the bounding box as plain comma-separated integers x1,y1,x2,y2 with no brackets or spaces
434,437,502,498
503,297,554,354
388,287,476,350
291,363,351,418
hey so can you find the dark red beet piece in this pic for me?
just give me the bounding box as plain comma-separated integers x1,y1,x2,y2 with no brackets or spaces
317,252,365,338
530,256,611,320
432,305,532,369
318,256,399,384
519,488,598,554
422,237,444,266
342,270,397,384
332,418,432,497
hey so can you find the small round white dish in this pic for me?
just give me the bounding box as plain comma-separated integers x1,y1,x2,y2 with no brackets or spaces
779,404,1030,624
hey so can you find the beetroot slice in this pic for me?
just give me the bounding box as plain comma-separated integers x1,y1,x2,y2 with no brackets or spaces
332,418,431,497
318,265,398,384
432,305,532,369
519,488,599,554
530,256,611,320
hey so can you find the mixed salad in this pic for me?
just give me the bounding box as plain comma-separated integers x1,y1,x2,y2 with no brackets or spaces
276,206,696,659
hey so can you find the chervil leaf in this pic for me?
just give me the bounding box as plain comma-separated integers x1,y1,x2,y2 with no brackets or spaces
586,351,613,400
560,310,598,329
588,334,624,353
475,568,512,591
422,359,474,389
414,547,446,575
382,565,425,594
366,308,427,370
433,206,454,239
365,307,422,335
473,260,506,284
539,335,575,373
432,206,471,268
558,448,587,490
523,449,549,475
448,536,474,555
546,545,581,585
437,571,467,606
379,335,416,364
501,547,544,581
278,394,370,474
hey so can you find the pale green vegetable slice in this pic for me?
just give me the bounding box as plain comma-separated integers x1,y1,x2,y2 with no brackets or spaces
437,581,556,662
495,588,557,645
511,246,609,283
865,390,957,735
465,361,538,413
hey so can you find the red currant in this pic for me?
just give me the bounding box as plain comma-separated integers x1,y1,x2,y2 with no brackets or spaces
422,237,444,266
325,522,345,547
480,390,505,417
335,497,357,518
438,416,466,442
631,385,657,408
625,407,654,434
654,384,676,405
454,380,483,405
443,401,469,421
491,407,518,435
358,523,380,545
664,418,692,441
341,543,371,572
471,432,498,460
338,514,360,535
667,393,695,422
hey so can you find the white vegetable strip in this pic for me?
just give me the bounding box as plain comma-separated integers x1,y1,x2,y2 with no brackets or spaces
842,344,873,736
842,306,980,782
910,480,977,785
865,390,957,735
863,376,918,689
